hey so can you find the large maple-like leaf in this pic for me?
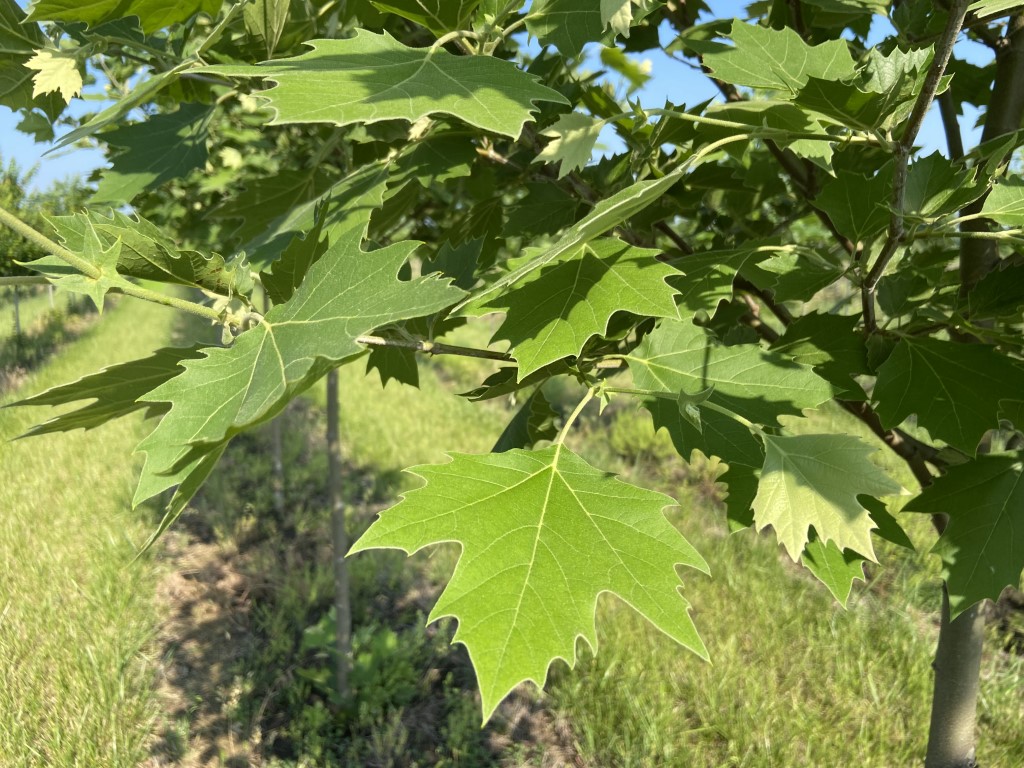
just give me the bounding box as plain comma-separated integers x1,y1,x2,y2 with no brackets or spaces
626,320,833,426
753,433,902,561
527,0,606,57
349,445,709,720
465,171,684,311
202,30,567,139
905,455,1024,617
9,346,202,437
487,239,680,380
27,0,221,33
47,209,252,298
873,337,1024,454
702,20,856,94
133,225,466,509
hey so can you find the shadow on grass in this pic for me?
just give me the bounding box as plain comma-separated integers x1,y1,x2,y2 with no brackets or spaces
0,297,98,392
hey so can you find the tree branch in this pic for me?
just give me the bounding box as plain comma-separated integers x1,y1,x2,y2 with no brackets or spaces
862,1,969,332
356,334,513,362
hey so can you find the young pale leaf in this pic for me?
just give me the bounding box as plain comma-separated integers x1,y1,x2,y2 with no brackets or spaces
9,346,203,437
27,0,221,33
873,337,1024,454
626,320,833,426
753,433,902,561
905,455,1024,617
980,178,1024,225
0,0,63,117
48,209,252,298
201,31,568,139
702,20,856,94
465,170,683,310
349,445,709,721
133,225,466,508
24,48,82,103
487,239,680,380
93,104,211,204
537,112,603,178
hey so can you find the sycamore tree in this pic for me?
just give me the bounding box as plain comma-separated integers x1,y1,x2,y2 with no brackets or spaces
1,1,1023,765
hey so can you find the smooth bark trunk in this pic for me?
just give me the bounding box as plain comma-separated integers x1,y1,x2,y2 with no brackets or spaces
326,369,351,700
925,589,986,768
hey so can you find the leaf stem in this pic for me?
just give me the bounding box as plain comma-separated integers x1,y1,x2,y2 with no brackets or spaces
356,334,512,362
555,387,596,445
0,204,224,323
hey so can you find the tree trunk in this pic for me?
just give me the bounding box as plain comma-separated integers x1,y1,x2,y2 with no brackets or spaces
271,415,286,520
12,286,21,361
925,589,987,768
326,369,351,700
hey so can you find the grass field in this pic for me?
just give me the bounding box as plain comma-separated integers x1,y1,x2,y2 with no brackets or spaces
0,299,175,767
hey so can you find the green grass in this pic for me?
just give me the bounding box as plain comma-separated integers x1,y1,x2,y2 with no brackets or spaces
0,299,175,767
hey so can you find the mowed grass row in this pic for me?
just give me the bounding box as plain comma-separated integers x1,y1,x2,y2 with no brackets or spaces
0,299,175,767
0,288,74,348
316,343,1024,766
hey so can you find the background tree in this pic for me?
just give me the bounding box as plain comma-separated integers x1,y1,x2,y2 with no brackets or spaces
1,2,1023,766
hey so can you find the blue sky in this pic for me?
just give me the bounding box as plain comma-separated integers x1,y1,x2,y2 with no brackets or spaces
0,2,995,191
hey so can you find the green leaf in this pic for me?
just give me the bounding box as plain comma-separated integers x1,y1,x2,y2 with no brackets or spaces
800,532,866,606
753,248,845,302
770,312,869,398
27,0,221,33
243,0,291,57
47,209,252,298
92,104,211,204
873,337,1024,453
644,397,763,529
699,101,836,168
863,496,915,551
492,389,559,452
349,445,709,720
487,239,680,380
23,222,133,310
366,345,419,388
504,183,581,238
527,0,606,57
965,258,1024,320
536,112,603,178
980,178,1024,225
9,346,203,437
753,433,902,560
904,152,984,220
371,0,480,34
51,65,188,150
132,225,466,508
905,455,1024,616
626,320,833,426
813,166,892,245
794,46,933,131
215,167,339,244
668,247,767,317
248,163,390,273
201,30,568,139
702,20,856,95
466,171,683,309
